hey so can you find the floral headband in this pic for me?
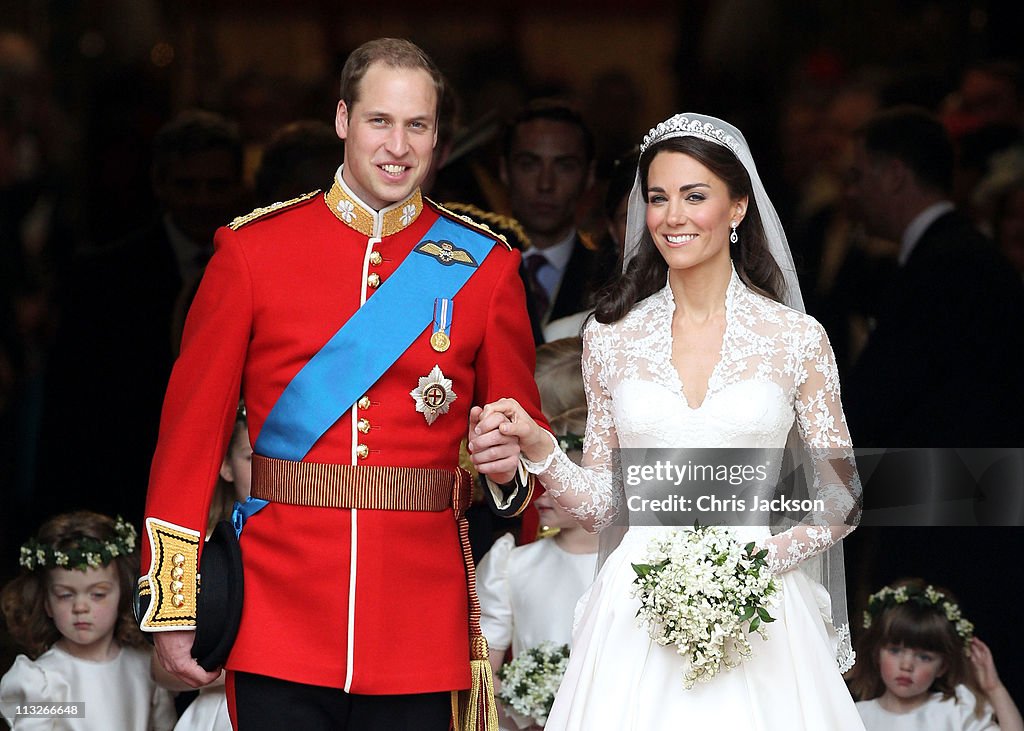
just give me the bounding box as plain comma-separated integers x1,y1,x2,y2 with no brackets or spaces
19,517,138,572
863,584,975,648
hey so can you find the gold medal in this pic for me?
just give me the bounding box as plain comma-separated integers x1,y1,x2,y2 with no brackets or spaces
430,297,453,353
430,331,450,352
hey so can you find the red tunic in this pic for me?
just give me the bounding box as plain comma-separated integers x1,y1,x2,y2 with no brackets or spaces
141,178,545,693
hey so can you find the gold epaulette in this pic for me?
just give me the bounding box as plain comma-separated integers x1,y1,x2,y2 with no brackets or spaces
228,189,321,231
427,198,513,251
138,518,202,631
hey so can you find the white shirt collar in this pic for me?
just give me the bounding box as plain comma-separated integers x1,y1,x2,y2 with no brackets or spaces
899,201,955,266
526,229,577,273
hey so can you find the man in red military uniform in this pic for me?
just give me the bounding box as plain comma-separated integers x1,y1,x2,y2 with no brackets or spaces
138,38,546,730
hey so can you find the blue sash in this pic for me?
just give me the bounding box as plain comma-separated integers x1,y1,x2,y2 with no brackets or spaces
253,214,498,462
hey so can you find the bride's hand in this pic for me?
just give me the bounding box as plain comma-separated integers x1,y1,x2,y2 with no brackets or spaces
473,397,554,464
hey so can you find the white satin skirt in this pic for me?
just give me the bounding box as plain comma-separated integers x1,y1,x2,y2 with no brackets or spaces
546,527,865,731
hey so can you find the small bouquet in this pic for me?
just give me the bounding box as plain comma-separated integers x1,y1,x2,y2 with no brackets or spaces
497,641,570,727
631,524,779,689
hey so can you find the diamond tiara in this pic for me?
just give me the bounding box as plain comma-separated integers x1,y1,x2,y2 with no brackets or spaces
640,115,742,156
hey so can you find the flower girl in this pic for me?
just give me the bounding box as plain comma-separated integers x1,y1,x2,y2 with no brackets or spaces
1,511,176,730
848,578,1023,730
476,337,599,729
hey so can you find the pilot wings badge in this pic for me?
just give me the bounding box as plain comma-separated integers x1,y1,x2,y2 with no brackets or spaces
413,240,479,267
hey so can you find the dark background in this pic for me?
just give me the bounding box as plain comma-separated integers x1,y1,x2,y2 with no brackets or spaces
2,0,1022,710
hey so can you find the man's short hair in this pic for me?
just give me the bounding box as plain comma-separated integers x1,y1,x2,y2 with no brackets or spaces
502,99,596,164
152,109,243,180
859,106,954,194
338,38,444,119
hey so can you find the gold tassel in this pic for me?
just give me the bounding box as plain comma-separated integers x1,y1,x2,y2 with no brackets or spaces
451,634,498,731
452,483,498,730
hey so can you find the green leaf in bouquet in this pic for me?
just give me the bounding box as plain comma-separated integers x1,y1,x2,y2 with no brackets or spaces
632,562,654,579
739,605,755,622
749,616,761,632
756,606,775,623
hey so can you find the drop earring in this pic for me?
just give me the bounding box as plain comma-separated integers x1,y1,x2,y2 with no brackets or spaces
730,220,739,244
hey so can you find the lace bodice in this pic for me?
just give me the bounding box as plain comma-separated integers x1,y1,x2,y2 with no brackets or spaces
529,269,861,574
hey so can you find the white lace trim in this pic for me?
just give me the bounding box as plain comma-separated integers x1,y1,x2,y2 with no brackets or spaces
521,430,560,474
835,623,856,673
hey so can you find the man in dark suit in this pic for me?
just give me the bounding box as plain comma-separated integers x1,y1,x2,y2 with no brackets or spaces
844,106,1024,448
501,100,605,340
35,110,246,527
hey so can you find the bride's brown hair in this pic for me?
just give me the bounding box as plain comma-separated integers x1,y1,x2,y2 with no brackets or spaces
593,136,785,325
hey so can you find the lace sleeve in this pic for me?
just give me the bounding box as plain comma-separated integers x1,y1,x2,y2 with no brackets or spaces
522,323,622,532
760,320,862,574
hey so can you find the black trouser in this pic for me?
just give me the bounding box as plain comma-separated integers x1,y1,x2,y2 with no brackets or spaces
228,671,451,730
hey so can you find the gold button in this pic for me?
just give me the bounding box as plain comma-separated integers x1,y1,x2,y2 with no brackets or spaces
357,396,371,410
369,250,383,266
171,580,184,593
172,566,184,579
367,273,381,288
357,418,371,434
172,553,186,566
172,593,186,608
356,444,369,459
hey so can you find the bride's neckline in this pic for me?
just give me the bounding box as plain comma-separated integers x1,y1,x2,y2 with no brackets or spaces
660,267,741,410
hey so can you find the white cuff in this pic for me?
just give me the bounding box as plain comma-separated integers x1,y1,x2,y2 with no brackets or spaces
521,431,560,474
483,459,529,512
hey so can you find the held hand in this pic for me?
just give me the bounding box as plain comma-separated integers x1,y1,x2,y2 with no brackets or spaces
468,405,521,484
473,398,553,464
153,630,221,688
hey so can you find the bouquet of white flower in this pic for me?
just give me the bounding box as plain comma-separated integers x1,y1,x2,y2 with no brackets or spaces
497,641,570,727
631,524,779,689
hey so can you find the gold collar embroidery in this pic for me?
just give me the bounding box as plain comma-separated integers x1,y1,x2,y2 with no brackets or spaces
325,172,423,238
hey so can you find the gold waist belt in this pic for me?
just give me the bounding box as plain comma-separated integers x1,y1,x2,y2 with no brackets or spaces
250,454,471,515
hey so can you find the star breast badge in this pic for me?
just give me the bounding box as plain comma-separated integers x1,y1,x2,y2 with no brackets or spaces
410,365,458,425
413,240,478,267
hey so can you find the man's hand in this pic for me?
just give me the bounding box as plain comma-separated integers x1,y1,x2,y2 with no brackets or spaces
153,630,221,688
468,398,554,479
468,406,521,484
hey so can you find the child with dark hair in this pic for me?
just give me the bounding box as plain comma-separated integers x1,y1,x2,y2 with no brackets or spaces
1,511,175,729
476,338,598,730
155,401,250,731
849,578,1022,730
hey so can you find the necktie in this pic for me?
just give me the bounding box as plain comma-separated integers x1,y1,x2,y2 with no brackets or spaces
525,252,551,315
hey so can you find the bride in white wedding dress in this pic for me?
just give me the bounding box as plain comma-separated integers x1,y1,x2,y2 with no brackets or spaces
469,113,865,730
